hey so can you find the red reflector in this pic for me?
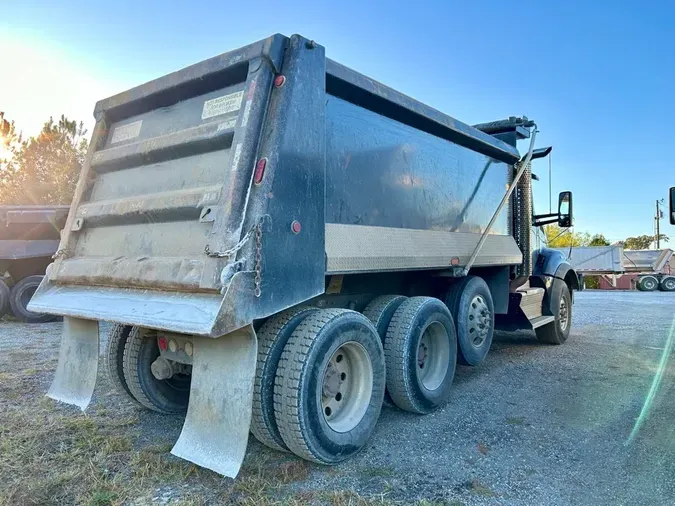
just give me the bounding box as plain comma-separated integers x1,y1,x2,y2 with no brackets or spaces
291,220,302,234
450,257,460,266
274,75,286,88
254,158,267,184
158,336,168,351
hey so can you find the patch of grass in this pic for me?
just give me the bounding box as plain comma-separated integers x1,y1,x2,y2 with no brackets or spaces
361,466,396,479
87,489,117,506
467,480,496,497
506,416,526,426
324,490,395,505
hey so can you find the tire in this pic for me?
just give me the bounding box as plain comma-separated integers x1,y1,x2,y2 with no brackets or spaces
251,306,319,452
638,276,658,292
535,281,572,345
384,297,457,414
9,275,56,323
444,276,494,366
274,309,385,464
659,276,675,292
362,295,407,406
0,279,10,319
122,327,190,413
105,324,138,403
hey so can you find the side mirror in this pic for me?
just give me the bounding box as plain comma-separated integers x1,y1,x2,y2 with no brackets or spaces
670,187,675,225
558,191,573,228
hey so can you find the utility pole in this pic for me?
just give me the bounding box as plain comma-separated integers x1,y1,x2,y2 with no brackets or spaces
656,199,663,249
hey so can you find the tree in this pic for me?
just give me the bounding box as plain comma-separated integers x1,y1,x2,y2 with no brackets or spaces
623,234,669,250
0,115,87,205
544,225,591,248
589,234,610,246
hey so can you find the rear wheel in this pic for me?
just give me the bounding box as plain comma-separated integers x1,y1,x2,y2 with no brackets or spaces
105,324,138,403
659,276,675,292
536,281,572,345
638,276,658,292
444,276,494,366
274,309,385,464
0,279,10,319
251,306,318,452
384,297,457,414
122,327,190,413
9,275,56,323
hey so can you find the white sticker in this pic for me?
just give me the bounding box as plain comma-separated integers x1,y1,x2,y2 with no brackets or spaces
230,143,243,172
216,118,237,132
111,120,143,144
240,99,253,128
201,90,244,120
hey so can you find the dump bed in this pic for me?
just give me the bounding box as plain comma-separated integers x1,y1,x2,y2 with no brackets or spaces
0,205,69,260
551,246,624,275
30,34,524,337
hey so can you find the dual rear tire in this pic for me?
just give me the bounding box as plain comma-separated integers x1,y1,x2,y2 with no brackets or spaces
0,275,56,323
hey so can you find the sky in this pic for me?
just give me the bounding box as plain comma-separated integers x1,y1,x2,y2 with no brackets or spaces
1,0,673,243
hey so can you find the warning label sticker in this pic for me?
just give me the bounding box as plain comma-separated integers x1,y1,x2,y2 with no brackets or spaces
202,91,244,120
111,120,143,144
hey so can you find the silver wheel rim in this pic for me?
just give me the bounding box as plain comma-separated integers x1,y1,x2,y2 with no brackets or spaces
666,279,675,290
644,278,657,290
416,322,450,391
559,296,569,331
321,341,373,433
468,295,491,347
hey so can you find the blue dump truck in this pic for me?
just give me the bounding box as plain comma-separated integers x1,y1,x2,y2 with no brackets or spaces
30,34,578,477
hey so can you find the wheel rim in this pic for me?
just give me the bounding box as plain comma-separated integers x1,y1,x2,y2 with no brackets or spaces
559,296,569,331
666,279,675,290
467,295,491,347
416,321,450,391
645,279,656,290
321,341,373,433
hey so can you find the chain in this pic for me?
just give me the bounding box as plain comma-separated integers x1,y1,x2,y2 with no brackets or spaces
204,222,258,258
52,249,67,260
254,221,263,297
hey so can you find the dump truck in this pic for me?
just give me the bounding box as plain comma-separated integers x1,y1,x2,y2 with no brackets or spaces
30,34,579,477
624,249,675,291
0,205,69,322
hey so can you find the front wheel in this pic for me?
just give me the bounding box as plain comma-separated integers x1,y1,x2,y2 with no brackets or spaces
536,282,572,345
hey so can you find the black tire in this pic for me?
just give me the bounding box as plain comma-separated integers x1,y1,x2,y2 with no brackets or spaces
105,324,138,403
122,327,190,413
0,279,10,319
444,276,494,366
638,276,658,292
659,276,675,292
535,281,572,345
362,295,407,406
251,306,319,452
9,275,56,323
274,309,385,464
384,297,457,414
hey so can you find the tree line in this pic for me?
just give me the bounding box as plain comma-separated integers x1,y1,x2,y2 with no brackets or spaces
0,112,87,205
544,225,668,250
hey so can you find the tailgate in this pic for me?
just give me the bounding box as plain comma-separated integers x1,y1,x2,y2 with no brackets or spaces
30,35,290,336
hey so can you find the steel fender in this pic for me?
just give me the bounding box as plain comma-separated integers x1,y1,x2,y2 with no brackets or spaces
532,247,569,278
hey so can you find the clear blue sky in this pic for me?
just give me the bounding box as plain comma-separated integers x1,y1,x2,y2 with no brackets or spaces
2,0,674,243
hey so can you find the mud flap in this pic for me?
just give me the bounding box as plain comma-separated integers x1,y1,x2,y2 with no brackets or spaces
47,317,100,410
171,324,257,478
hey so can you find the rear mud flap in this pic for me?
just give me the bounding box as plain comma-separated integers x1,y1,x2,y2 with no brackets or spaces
47,317,100,410
171,324,257,478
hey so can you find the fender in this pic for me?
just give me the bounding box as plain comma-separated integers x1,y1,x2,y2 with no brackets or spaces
532,247,579,291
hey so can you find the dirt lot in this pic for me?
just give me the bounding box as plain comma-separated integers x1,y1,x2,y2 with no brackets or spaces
1,290,675,505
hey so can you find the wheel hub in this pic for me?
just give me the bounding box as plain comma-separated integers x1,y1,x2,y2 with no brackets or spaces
467,295,490,347
416,322,450,391
559,296,569,331
321,342,373,433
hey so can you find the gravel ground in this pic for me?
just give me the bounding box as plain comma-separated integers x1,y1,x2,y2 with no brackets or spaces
1,290,675,505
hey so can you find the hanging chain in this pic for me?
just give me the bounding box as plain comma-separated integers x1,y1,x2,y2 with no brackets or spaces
254,221,263,297
204,217,265,297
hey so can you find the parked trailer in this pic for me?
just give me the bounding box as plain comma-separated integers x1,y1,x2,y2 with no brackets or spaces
30,34,578,477
623,249,675,292
0,205,69,322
